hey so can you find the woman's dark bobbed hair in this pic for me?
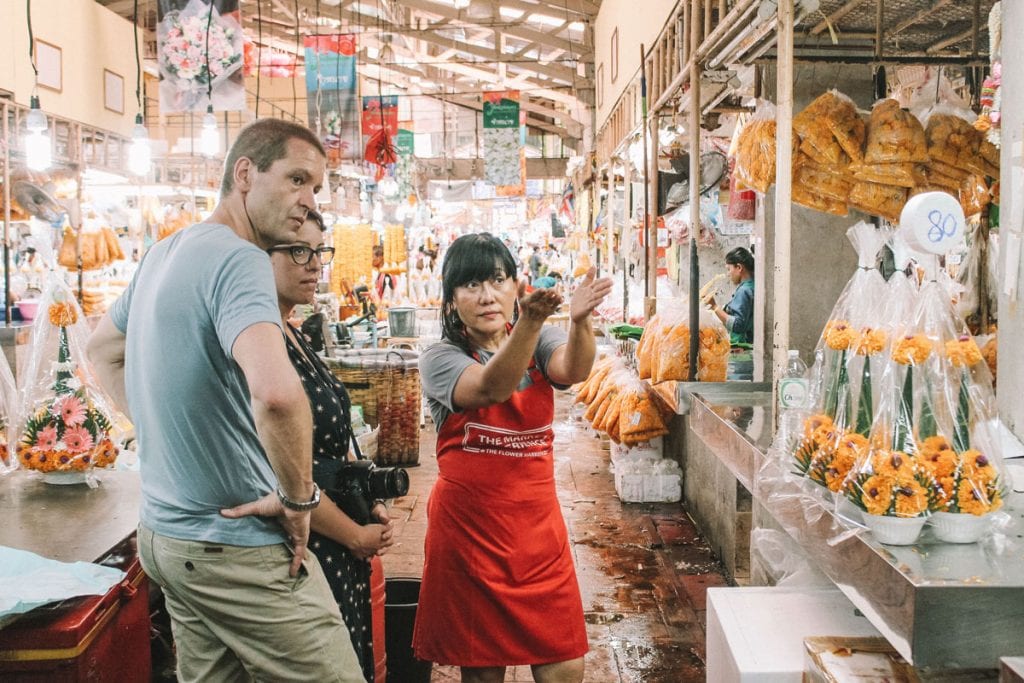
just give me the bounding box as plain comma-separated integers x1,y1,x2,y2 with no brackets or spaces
440,233,518,352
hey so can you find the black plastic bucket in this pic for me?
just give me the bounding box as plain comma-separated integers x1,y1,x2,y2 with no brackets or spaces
384,578,432,683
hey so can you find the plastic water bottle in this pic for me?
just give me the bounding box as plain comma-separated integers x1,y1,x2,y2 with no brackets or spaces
778,350,809,447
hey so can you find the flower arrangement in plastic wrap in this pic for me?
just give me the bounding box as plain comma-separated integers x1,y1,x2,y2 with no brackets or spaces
842,275,1007,545
790,222,890,492
0,350,17,474
14,279,124,484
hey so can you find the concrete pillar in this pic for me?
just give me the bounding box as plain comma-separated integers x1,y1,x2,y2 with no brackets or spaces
759,63,875,377
998,2,1024,439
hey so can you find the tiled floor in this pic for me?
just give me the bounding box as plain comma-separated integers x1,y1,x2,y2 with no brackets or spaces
381,396,729,682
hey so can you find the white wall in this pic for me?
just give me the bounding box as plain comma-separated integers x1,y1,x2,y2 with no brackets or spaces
593,0,679,128
997,1,1024,439
0,0,141,136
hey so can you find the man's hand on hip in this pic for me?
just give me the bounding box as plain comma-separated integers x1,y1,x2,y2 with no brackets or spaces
221,493,310,577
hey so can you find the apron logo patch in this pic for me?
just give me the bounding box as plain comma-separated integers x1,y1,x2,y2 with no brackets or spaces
462,422,553,457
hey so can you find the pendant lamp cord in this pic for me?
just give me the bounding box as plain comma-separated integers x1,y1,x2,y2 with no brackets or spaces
134,0,142,114
27,0,39,88
256,0,262,117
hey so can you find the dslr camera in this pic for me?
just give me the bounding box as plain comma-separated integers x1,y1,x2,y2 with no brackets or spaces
328,460,410,525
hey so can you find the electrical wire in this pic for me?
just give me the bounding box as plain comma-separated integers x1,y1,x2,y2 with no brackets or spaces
26,0,38,81
293,0,300,119
134,0,142,113
256,0,262,117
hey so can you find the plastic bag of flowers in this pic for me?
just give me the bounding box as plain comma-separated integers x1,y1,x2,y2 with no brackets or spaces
788,222,890,494
0,350,17,473
696,305,730,383
734,101,788,194
616,377,670,448
842,275,1008,545
12,275,127,484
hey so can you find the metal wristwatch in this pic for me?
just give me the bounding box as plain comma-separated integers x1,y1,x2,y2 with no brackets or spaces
276,483,321,512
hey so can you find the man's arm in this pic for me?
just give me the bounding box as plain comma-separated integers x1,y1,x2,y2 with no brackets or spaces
86,314,131,420
226,322,315,577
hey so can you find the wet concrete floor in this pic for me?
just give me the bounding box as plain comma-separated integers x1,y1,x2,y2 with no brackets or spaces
381,395,729,682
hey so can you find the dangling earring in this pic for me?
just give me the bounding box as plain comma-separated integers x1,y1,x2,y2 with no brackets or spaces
512,299,520,324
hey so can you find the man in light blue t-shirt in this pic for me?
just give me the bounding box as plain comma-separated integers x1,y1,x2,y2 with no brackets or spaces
88,119,363,682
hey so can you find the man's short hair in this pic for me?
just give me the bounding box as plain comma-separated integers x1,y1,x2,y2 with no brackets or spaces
220,119,326,197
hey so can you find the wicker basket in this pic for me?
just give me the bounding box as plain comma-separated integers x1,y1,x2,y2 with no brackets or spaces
324,349,421,465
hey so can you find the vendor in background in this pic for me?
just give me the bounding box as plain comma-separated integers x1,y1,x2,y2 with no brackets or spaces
372,244,395,300
241,210,395,681
414,233,612,683
703,246,755,380
531,269,563,292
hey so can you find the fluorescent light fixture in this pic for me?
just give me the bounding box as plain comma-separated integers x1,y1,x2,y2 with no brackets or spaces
24,96,51,172
498,7,525,19
453,0,470,8
200,105,220,157
528,13,566,27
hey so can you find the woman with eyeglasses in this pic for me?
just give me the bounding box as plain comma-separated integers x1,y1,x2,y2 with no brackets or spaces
268,211,395,682
412,233,613,683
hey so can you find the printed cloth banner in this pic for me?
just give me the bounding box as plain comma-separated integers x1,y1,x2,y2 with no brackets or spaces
157,0,245,113
395,126,415,200
304,35,360,164
362,96,399,145
483,91,523,190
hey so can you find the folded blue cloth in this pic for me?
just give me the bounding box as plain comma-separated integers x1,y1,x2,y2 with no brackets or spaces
0,546,126,619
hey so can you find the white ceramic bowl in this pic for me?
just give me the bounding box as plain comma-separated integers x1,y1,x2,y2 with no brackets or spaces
929,511,992,544
862,513,926,546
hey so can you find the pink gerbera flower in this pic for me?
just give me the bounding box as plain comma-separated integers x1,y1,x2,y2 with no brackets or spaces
63,426,95,453
53,395,87,427
34,424,58,452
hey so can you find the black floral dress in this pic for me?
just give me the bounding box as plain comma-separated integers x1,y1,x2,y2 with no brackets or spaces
285,326,373,682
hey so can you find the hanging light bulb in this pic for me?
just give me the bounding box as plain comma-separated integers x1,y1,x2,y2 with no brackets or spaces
200,104,220,157
24,96,51,172
453,0,470,8
378,176,399,198
128,114,152,177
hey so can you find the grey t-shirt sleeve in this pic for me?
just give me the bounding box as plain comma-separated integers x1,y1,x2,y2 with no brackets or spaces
420,341,477,418
209,248,282,357
535,324,569,389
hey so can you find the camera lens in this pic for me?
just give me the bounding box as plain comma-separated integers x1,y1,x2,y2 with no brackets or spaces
368,466,410,500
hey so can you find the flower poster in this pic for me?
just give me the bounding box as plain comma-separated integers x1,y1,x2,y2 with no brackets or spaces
304,35,360,164
157,0,245,114
483,91,524,192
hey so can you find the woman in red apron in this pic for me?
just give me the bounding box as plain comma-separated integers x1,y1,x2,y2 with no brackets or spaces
414,233,612,683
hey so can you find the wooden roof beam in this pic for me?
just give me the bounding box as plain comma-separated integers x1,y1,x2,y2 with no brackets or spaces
809,0,867,36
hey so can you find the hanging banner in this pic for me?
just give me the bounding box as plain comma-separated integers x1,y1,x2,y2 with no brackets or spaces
483,91,523,191
304,35,359,164
157,0,246,114
362,96,399,144
395,124,415,200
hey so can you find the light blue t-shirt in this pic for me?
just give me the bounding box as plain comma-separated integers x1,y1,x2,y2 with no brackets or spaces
110,223,285,546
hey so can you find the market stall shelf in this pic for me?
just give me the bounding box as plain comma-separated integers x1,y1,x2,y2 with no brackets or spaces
687,393,1024,670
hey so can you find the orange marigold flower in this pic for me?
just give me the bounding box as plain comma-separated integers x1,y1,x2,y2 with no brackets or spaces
824,319,856,351
803,414,834,441
855,327,887,356
860,475,894,516
919,435,953,454
921,449,958,479
893,477,929,517
825,451,856,492
872,450,915,479
48,301,79,327
934,476,956,509
812,424,841,450
957,479,994,516
892,334,932,366
960,449,996,485
945,336,983,368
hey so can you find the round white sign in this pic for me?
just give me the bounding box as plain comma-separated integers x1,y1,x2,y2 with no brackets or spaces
898,191,966,255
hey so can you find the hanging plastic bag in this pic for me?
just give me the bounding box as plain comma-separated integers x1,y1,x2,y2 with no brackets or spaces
863,99,929,165
734,101,781,194
13,275,127,482
794,91,865,166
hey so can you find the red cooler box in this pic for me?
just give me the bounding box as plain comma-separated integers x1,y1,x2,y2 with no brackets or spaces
0,535,151,682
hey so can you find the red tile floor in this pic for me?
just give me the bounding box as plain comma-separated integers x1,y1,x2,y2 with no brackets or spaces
381,394,729,682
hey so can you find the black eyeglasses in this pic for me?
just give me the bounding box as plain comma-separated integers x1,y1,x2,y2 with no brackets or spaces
268,245,335,266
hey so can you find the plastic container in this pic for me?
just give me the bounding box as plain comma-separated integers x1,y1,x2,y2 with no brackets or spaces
0,535,151,681
16,300,40,322
384,578,432,683
387,307,417,339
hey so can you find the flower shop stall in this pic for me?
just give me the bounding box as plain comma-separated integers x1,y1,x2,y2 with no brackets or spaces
596,0,1024,673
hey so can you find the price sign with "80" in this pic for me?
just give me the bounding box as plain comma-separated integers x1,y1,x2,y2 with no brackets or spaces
899,191,966,255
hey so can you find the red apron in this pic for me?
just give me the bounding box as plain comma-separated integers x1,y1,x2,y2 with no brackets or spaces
412,359,589,667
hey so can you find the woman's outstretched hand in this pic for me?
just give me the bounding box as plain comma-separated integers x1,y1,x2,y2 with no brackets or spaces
569,268,614,324
518,287,563,322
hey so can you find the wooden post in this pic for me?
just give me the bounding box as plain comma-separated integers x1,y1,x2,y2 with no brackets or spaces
2,101,10,326
773,0,795,390
688,0,702,382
